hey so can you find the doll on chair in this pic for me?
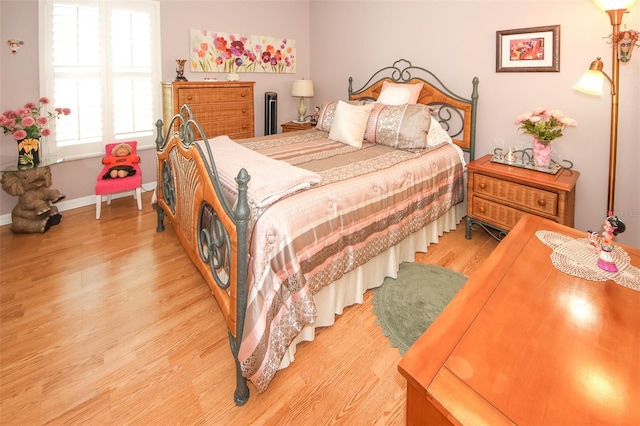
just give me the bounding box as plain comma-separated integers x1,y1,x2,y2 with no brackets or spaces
102,143,140,179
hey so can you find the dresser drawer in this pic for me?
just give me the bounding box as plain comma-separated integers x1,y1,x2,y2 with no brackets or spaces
189,102,252,122
195,117,252,140
470,197,527,230
473,174,558,216
212,118,254,139
177,87,252,104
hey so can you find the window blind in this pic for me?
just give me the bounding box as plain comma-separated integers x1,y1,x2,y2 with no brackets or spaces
40,0,161,160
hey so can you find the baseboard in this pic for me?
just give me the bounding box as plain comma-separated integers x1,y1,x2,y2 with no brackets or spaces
0,182,157,227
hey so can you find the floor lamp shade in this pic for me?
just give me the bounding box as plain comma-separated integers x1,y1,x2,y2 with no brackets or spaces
592,0,637,11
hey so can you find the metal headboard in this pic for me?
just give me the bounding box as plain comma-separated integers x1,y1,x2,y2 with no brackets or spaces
348,58,479,160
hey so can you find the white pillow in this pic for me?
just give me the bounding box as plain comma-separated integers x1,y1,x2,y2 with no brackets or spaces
328,101,374,148
377,81,423,105
426,117,453,147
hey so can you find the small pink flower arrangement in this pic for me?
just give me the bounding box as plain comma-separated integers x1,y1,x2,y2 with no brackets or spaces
515,107,577,145
0,97,71,141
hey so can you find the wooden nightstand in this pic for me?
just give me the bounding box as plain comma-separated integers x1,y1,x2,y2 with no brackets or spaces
465,154,580,240
281,121,314,133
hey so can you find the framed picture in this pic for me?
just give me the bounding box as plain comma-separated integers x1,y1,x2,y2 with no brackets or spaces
496,25,560,72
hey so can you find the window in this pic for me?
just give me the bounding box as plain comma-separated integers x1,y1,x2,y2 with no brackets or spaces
40,0,161,160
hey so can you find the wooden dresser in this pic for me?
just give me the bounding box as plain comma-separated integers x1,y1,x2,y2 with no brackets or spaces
161,81,255,140
466,154,579,239
399,214,640,425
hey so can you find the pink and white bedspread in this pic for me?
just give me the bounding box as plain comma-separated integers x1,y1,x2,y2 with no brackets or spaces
215,129,465,392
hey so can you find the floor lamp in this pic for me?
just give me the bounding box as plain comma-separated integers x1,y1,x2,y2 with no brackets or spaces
573,0,639,217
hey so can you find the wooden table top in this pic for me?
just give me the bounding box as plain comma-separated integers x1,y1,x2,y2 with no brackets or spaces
398,214,640,425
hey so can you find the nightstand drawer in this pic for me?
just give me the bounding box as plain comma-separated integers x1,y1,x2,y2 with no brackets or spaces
470,197,527,230
473,174,558,216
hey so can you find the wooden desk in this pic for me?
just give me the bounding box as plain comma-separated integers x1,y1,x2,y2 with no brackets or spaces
398,214,640,425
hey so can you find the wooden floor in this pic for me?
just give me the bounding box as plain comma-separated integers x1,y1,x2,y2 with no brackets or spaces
0,192,499,425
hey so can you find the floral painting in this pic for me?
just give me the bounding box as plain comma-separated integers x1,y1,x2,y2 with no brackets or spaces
190,29,296,74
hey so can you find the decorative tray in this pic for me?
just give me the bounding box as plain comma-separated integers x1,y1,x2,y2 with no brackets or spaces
490,148,573,175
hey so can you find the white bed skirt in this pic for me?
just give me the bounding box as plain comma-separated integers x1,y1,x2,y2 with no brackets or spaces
279,201,466,369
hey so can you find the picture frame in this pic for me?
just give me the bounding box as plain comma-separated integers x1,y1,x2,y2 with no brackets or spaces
496,25,560,72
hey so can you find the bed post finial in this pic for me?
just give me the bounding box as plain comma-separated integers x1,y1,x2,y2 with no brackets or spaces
348,76,354,98
155,119,164,150
469,77,480,161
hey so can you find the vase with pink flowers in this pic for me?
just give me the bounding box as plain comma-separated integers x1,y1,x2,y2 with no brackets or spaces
515,107,577,168
0,97,71,168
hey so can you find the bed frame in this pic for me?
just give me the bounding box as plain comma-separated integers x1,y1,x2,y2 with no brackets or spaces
154,59,479,406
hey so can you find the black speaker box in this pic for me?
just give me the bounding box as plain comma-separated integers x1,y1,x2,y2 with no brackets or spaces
265,92,278,135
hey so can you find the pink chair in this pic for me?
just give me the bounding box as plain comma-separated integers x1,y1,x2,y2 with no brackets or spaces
95,141,142,219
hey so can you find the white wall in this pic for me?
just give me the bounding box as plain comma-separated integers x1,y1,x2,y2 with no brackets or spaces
1,0,638,245
309,0,640,246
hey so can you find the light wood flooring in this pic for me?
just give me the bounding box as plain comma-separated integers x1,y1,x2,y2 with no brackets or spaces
0,191,499,425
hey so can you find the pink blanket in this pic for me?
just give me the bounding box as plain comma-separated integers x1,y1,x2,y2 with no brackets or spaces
218,130,465,392
201,135,322,208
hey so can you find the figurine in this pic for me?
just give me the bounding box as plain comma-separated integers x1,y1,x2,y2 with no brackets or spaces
175,59,187,82
587,215,626,272
616,29,639,63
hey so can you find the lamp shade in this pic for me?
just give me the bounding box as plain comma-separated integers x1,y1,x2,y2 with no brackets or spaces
573,57,611,96
291,80,314,98
592,0,637,10
574,70,606,95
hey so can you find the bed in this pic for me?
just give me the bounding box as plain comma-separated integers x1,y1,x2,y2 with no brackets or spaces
154,59,479,405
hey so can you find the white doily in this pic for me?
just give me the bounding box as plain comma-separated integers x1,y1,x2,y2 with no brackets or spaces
536,230,640,291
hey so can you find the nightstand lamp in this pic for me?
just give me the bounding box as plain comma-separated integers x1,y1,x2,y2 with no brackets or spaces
291,79,314,123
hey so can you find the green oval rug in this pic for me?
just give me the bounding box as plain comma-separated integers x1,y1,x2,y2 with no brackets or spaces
372,262,467,355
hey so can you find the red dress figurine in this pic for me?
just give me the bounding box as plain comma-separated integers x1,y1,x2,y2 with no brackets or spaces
588,215,626,272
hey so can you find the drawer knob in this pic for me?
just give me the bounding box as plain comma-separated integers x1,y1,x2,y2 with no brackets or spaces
479,206,486,213
187,96,193,100
479,182,486,189
537,199,546,207
241,93,246,97
242,108,247,113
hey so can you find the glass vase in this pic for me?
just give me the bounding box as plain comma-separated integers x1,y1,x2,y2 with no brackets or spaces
533,138,552,168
